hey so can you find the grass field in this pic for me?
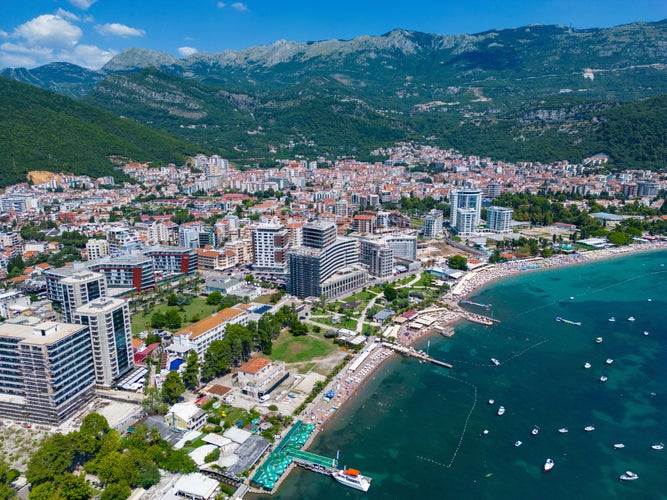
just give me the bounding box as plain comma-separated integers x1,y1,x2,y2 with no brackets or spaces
270,330,337,364
131,297,219,334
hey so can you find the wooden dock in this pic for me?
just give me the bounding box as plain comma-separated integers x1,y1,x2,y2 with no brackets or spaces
382,342,453,369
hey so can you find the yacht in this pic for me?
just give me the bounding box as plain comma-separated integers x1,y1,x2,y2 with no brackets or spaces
543,458,554,472
332,468,372,492
532,425,540,436
514,440,522,447
643,331,650,336
613,443,625,449
584,362,591,369
491,358,501,366
620,471,639,481
585,426,595,432
652,442,664,450
600,376,608,383
596,337,603,344
558,428,569,434
488,399,495,405
497,406,505,416
606,358,614,365
608,316,616,322
628,316,636,322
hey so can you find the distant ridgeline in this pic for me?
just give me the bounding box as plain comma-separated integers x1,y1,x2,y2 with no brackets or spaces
2,20,667,182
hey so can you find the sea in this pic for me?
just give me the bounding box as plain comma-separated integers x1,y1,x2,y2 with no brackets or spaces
262,249,667,499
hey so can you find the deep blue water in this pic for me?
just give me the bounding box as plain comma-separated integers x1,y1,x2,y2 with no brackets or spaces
267,250,667,499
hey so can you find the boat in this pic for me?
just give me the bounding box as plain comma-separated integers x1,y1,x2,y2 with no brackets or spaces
608,316,616,322
652,442,664,450
569,296,574,300
596,337,603,344
531,425,540,436
643,331,649,336
543,458,554,472
600,376,608,382
491,358,501,366
483,429,489,435
628,316,635,322
620,471,639,481
613,443,625,449
648,298,652,302
585,426,595,432
497,406,505,416
332,468,372,492
558,428,569,434
606,359,613,365
584,362,591,369
488,399,495,405
514,440,522,447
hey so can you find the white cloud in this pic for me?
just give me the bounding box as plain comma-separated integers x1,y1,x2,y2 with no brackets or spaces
95,23,146,38
69,44,118,67
55,8,80,22
67,0,98,10
217,2,227,7
0,30,8,38
0,41,117,69
177,46,198,57
231,2,248,11
14,14,82,49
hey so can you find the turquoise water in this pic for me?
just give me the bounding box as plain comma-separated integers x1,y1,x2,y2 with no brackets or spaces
266,250,667,499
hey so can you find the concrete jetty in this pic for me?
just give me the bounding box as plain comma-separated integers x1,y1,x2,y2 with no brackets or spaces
382,342,453,369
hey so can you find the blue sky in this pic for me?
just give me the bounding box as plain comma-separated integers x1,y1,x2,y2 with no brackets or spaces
1,0,666,69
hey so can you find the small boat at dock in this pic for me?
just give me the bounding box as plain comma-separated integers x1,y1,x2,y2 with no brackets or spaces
332,468,372,492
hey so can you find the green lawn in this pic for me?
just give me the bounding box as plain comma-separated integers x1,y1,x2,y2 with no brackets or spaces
131,296,220,334
270,331,337,364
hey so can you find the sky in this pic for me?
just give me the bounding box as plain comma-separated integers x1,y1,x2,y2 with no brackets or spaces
1,0,666,69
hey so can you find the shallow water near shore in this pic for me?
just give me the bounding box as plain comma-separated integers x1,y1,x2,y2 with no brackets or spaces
261,250,667,499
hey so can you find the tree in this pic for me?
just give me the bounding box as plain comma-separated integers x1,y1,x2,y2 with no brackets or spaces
182,350,199,391
164,309,182,329
290,320,308,337
150,311,167,329
142,387,168,415
383,285,398,302
206,291,222,305
448,255,468,270
167,293,178,306
100,482,131,500
161,371,185,404
26,434,74,485
201,340,232,381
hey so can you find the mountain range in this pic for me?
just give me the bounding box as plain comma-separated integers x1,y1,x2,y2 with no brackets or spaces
2,20,667,185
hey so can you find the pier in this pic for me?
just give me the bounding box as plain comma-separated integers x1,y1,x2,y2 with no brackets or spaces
461,311,500,326
382,342,453,369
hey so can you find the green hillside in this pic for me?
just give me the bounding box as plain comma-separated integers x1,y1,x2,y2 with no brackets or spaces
0,76,199,187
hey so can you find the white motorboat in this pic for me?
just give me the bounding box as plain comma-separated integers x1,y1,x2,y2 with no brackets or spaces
488,399,495,405
332,468,372,492
628,316,635,322
652,442,664,450
543,458,554,472
643,331,649,336
620,471,639,481
584,362,591,369
569,296,574,300
558,428,569,434
514,440,522,447
600,376,608,383
531,425,540,436
608,316,616,322
491,358,501,366
483,429,489,435
613,443,625,449
606,358,613,365
596,337,603,344
497,406,505,416
585,426,595,432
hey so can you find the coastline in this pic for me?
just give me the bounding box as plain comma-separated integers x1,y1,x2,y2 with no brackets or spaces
262,241,667,495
